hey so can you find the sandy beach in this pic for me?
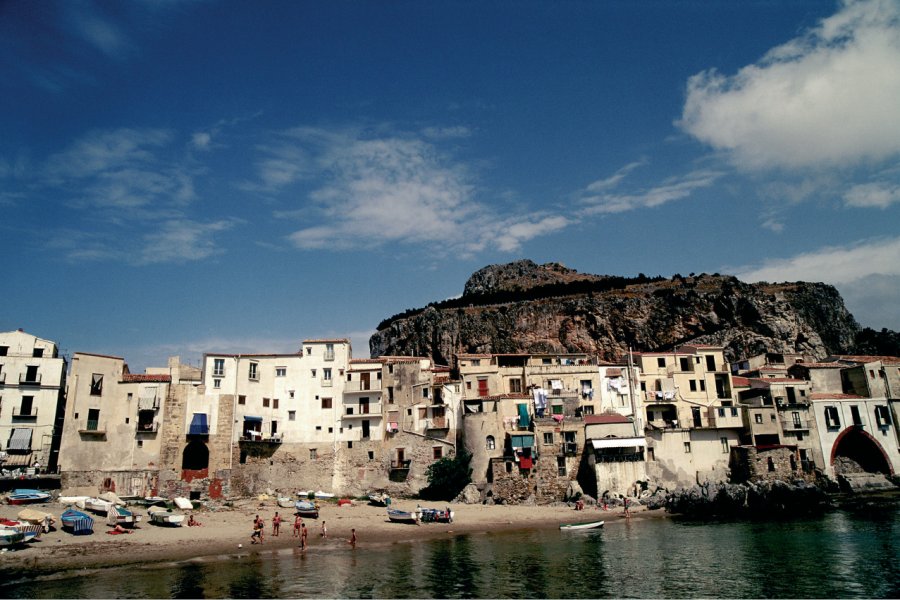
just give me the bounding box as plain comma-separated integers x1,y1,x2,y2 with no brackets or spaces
0,498,660,579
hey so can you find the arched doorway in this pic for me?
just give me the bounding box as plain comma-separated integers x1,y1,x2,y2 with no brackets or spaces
182,440,209,471
831,427,892,475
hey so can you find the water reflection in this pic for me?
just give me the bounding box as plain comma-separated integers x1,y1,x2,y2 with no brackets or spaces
2,503,898,599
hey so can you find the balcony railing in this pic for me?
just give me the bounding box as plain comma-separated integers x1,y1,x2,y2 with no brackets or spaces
646,391,677,403
12,407,38,418
324,351,335,362
136,421,159,433
322,379,333,387
426,417,449,430
79,420,106,434
343,404,383,418
563,442,578,456
344,379,382,393
780,417,813,431
240,433,282,443
390,459,412,470
19,373,41,385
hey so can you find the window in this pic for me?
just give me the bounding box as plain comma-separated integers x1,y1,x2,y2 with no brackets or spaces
288,410,296,421
486,435,495,450
543,432,554,444
213,359,225,377
850,405,862,426
87,408,100,431
321,397,332,409
755,414,763,424
19,396,33,416
323,368,332,381
276,367,286,377
32,348,43,358
348,441,353,449
509,378,522,393
721,437,729,453
309,449,317,460
706,355,716,371
657,358,666,368
0,346,6,356
249,363,259,380
557,456,567,476
311,369,317,377
271,421,278,436
825,406,840,428
433,447,443,460
263,398,270,408
325,343,335,361
316,425,322,431
422,388,429,399
680,357,690,371
388,387,394,403
689,380,697,392
875,405,891,427
647,447,655,461
683,441,691,453
90,374,103,396
583,405,595,415
238,395,246,405
289,390,295,399
213,379,221,389
471,359,480,366
273,398,279,409
700,380,706,392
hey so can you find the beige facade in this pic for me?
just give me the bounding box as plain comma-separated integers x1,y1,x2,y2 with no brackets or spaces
59,353,212,497
635,346,743,488
0,330,67,471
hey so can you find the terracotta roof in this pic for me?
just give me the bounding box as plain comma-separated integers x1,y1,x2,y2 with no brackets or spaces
458,354,494,359
758,378,806,383
349,359,383,365
810,393,867,400
585,414,631,425
792,363,845,369
732,376,751,387
122,374,171,383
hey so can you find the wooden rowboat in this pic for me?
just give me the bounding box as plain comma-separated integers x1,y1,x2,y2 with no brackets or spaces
559,520,604,530
387,508,417,524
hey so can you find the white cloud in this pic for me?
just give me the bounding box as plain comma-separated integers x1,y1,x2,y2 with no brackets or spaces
192,132,212,150
421,126,472,140
584,159,647,193
137,219,237,265
733,237,900,284
267,126,568,254
580,168,721,215
843,181,900,208
679,0,900,170
46,128,173,180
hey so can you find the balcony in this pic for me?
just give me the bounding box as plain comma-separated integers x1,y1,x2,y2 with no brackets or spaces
12,407,38,419
324,351,335,362
426,417,449,430
390,459,411,470
646,391,677,404
19,373,42,386
344,379,382,393
136,421,159,434
79,420,106,435
343,404,383,419
563,442,578,456
240,433,282,444
321,379,333,387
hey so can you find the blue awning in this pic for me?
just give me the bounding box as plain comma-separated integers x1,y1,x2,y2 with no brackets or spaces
189,413,209,435
243,416,263,422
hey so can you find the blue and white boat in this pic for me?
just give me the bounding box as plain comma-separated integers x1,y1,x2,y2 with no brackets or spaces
6,489,51,505
61,508,94,535
387,508,417,524
294,500,319,518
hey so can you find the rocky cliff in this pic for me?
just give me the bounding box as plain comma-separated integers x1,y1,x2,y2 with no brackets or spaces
369,260,865,364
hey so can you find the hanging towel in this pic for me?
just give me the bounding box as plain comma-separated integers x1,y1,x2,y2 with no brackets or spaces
517,404,530,428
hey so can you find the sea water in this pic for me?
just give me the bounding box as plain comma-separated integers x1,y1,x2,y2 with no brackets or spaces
3,502,899,598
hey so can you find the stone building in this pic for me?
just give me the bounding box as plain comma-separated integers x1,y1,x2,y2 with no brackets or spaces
584,413,646,499
0,329,67,471
729,444,815,484
788,357,899,481
634,346,743,488
59,353,208,497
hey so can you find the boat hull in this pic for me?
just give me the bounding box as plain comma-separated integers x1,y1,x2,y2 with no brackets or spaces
387,509,417,524
61,509,94,535
148,509,185,526
559,520,604,530
6,489,51,505
0,529,26,547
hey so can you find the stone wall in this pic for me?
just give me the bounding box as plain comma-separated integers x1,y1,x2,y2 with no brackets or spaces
490,457,536,504
729,445,816,484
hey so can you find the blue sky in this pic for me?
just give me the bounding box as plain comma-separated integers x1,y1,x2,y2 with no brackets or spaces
2,0,899,371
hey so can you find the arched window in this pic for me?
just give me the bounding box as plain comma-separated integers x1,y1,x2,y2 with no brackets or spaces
182,440,209,471
486,435,495,450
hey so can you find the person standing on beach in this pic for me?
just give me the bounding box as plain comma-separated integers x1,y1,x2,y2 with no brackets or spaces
300,522,308,551
293,514,302,537
348,528,357,548
320,520,327,538
272,512,282,537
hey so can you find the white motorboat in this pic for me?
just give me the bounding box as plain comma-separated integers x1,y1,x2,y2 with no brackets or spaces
148,505,185,526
